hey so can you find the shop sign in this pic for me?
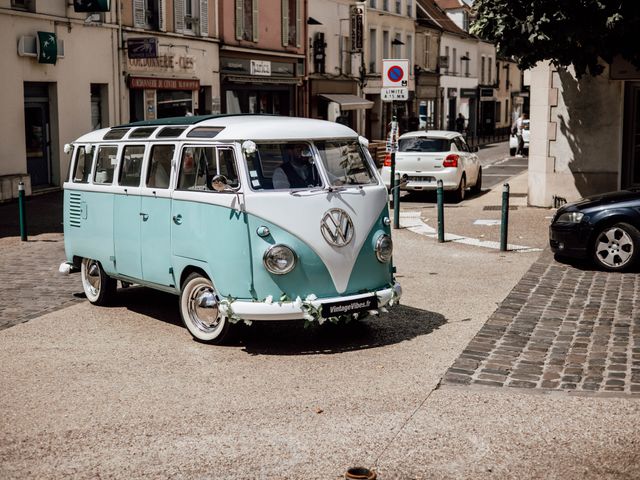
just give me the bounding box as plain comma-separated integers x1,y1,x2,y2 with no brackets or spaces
460,88,476,98
73,0,110,12
128,54,195,71
221,57,295,77
37,31,57,65
130,76,200,90
480,87,494,98
350,5,364,52
127,38,158,59
251,60,271,76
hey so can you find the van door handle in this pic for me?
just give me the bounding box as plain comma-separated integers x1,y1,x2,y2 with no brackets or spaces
140,212,149,221
173,214,182,225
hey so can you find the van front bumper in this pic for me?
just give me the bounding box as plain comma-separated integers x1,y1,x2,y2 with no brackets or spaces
221,283,402,321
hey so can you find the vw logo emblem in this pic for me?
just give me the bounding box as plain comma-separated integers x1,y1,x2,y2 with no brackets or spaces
320,209,354,247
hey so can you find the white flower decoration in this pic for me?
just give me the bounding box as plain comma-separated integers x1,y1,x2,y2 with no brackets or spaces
294,296,303,308
305,294,318,302
264,295,273,305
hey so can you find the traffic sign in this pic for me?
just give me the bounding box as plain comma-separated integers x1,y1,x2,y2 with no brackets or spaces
381,87,408,102
383,59,409,88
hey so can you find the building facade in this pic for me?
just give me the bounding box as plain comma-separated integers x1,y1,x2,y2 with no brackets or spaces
218,0,306,117
0,0,120,198
307,0,372,134
363,0,416,140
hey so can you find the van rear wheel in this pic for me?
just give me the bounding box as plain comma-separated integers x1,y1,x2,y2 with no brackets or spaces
80,258,116,306
179,272,231,344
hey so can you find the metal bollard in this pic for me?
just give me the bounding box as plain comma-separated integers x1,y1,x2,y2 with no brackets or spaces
18,181,27,241
500,183,510,251
389,150,396,200
437,179,444,243
393,173,400,229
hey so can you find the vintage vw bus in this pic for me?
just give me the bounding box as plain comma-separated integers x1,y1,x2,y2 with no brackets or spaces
61,115,401,343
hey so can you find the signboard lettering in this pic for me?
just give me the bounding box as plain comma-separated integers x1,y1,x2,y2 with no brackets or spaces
129,77,200,90
350,6,364,52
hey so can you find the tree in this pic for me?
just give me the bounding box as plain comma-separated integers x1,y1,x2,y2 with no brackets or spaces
471,0,640,77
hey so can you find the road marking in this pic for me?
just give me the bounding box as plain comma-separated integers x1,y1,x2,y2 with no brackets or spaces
399,211,543,253
474,219,501,226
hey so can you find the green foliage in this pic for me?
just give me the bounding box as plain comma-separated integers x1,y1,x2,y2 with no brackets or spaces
471,0,640,77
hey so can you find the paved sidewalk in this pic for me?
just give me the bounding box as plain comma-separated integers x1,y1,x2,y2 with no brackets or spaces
442,251,640,395
0,192,83,330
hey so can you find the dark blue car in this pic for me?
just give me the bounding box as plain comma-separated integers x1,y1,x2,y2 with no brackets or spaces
549,188,640,271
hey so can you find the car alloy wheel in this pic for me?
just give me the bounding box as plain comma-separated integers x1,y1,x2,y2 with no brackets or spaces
592,223,639,271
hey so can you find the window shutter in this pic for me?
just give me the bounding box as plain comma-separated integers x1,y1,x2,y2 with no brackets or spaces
252,0,259,42
133,0,145,28
199,0,209,36
159,0,167,32
235,0,243,40
281,0,289,46
174,0,185,33
296,0,301,47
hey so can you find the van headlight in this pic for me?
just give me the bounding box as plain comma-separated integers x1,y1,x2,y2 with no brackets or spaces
375,234,393,263
556,212,584,223
263,244,297,275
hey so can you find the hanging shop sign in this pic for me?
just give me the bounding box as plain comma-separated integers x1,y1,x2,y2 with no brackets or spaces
73,0,110,12
127,38,158,59
350,5,364,52
129,77,200,90
36,31,57,65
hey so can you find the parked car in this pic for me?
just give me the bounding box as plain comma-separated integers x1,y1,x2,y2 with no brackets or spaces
380,131,482,202
509,119,530,156
549,188,640,271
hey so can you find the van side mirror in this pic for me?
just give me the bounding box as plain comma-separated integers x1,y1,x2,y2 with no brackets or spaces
211,175,228,192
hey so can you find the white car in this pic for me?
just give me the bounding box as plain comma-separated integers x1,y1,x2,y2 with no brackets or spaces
509,119,530,156
380,130,482,202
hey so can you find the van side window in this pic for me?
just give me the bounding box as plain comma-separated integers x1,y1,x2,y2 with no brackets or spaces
119,145,145,187
93,146,118,185
146,145,174,189
178,146,215,191
73,146,94,183
178,146,239,192
218,148,239,188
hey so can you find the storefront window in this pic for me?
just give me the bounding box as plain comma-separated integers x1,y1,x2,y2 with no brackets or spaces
157,90,193,117
225,88,291,116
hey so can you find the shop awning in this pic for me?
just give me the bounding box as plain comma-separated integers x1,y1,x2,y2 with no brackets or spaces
318,94,373,110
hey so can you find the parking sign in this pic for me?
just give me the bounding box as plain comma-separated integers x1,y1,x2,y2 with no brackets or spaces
382,59,409,88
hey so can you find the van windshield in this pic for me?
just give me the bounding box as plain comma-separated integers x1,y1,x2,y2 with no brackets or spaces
244,140,377,191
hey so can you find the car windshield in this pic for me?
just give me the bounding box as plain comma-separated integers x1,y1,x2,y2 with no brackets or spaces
314,140,377,187
399,137,450,152
244,140,377,191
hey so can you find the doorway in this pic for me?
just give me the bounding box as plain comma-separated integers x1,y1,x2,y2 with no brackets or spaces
24,83,52,187
622,82,640,188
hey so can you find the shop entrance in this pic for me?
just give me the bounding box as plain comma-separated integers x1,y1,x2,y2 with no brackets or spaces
223,84,292,116
24,83,52,187
157,90,193,117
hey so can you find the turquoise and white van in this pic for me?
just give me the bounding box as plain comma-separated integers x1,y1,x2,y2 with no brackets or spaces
61,115,401,343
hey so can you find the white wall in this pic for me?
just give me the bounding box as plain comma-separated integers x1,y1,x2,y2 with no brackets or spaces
528,62,624,206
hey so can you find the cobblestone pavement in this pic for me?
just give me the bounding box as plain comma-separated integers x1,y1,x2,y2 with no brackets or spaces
442,249,640,395
0,192,83,330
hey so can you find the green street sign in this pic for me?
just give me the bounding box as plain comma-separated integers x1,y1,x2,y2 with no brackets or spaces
73,0,110,12
37,31,57,65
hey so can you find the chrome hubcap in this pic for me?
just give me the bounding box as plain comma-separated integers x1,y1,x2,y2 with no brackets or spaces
596,227,634,267
84,259,101,295
188,285,221,333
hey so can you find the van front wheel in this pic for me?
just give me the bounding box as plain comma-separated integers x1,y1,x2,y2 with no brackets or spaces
180,273,230,344
80,258,116,305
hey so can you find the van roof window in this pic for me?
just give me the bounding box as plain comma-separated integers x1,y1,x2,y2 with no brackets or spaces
186,127,225,138
103,128,130,140
157,126,188,138
128,127,157,139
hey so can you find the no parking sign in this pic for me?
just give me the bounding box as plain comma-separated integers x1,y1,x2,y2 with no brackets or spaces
383,59,409,88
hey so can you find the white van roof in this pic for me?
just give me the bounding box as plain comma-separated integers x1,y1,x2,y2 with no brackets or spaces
72,114,359,143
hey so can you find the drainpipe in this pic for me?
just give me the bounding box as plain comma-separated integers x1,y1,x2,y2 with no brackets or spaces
115,0,124,123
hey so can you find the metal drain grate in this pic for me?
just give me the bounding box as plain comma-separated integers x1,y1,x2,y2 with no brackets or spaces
483,205,519,211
